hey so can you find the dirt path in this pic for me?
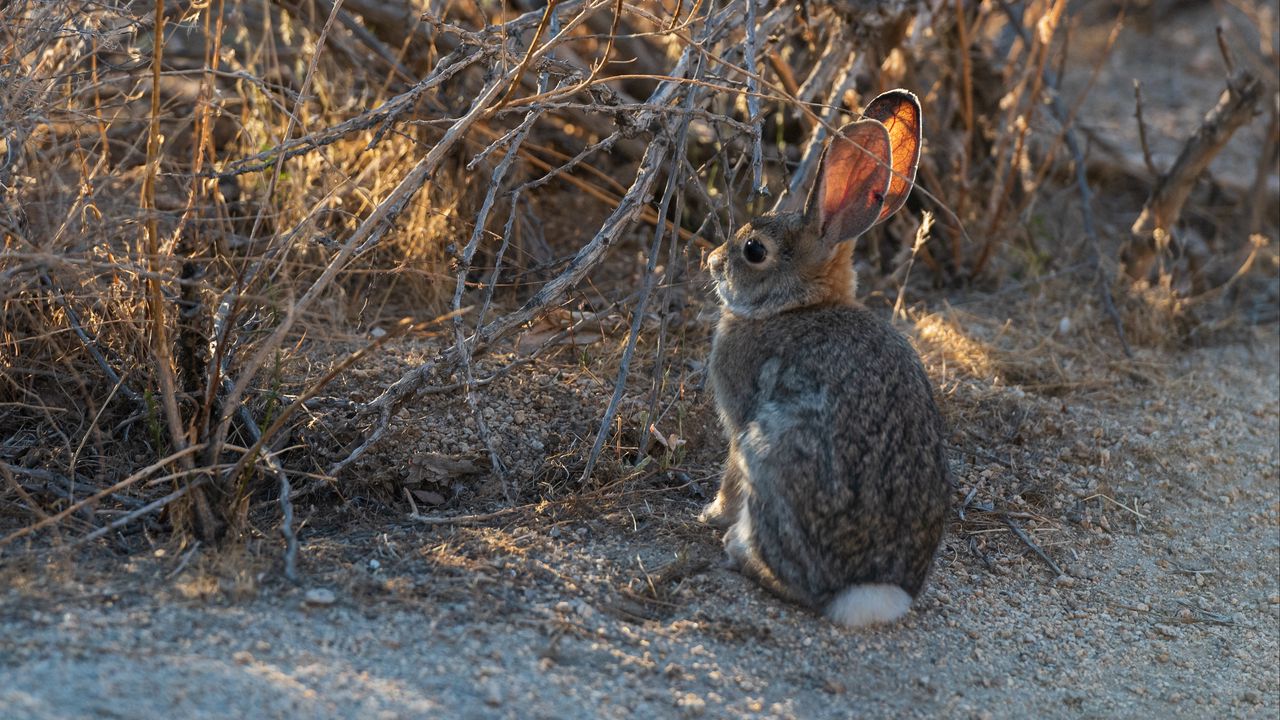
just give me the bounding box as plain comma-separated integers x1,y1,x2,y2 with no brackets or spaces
2,324,1276,720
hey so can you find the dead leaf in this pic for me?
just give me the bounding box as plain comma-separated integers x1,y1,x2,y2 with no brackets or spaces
406,453,482,484
411,489,447,505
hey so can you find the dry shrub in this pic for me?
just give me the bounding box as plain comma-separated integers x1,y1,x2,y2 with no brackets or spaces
0,0,1274,560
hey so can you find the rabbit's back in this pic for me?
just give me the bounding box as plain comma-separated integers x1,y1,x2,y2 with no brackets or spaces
710,303,948,603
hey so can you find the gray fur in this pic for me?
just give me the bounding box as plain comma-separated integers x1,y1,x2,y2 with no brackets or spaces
706,303,948,605
701,105,947,619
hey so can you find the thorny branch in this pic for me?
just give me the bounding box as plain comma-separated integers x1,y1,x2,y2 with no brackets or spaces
329,0,760,476
580,6,713,484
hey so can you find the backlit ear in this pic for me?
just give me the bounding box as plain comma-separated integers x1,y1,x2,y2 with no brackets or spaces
862,89,922,225
804,119,892,246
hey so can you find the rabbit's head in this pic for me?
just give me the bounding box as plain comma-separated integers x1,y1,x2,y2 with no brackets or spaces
707,90,922,319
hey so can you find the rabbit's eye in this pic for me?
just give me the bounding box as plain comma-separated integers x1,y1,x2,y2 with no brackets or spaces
742,238,767,264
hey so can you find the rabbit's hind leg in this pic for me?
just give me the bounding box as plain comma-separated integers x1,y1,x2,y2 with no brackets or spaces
722,497,810,608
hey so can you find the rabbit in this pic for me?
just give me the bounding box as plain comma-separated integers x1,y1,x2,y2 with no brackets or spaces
700,89,949,627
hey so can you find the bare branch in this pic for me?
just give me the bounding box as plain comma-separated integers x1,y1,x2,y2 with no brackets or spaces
1126,68,1263,282
999,1,1133,357
1133,79,1158,177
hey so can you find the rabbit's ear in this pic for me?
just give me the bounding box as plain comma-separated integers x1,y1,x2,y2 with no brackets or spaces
862,89,922,225
805,119,892,246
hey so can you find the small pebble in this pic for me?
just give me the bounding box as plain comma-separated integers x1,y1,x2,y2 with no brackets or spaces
676,692,706,717
304,588,337,607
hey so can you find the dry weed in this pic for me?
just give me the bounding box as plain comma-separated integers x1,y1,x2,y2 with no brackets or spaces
0,0,1273,571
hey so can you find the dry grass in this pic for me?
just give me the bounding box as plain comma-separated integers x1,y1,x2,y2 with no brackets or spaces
0,0,1275,570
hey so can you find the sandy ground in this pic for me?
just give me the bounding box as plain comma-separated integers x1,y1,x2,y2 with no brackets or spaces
2,322,1277,720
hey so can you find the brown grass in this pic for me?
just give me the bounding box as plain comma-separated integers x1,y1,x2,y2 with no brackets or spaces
0,0,1274,566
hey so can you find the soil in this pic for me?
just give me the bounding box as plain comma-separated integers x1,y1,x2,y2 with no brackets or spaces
1,323,1277,719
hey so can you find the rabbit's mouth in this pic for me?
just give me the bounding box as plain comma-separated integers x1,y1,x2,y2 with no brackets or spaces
710,275,737,308
713,279,765,319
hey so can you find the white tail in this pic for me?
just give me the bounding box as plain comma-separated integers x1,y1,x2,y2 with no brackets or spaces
824,584,913,627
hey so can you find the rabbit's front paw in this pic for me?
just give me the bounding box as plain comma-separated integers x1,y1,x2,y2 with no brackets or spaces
722,511,753,570
697,498,735,529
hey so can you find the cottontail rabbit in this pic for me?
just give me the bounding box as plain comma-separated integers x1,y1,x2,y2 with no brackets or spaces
701,90,948,627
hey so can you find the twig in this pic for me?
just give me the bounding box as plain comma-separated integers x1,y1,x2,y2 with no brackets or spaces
1081,493,1148,520
578,131,685,483
743,0,766,196
1,462,53,524
1215,25,1236,76
1248,106,1278,234
223,372,300,581
279,470,298,582
209,46,481,179
775,36,857,212
578,5,711,484
4,464,146,510
893,212,935,320
165,541,201,579
308,0,415,82
477,191,522,330
409,507,524,526
983,0,1113,273
323,303,621,480
1126,65,1262,281
793,30,844,110
954,0,975,164
1133,79,1158,177
492,101,752,131
494,0,562,109
329,131,673,477
1072,121,1134,359
226,314,458,492
451,110,545,500
1002,517,1064,577
138,0,207,535
998,1,1133,358
71,478,209,548
38,271,141,405
0,445,208,548
514,131,620,194
213,48,531,483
